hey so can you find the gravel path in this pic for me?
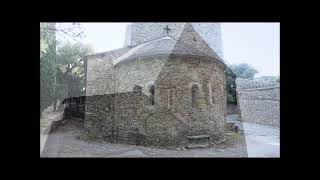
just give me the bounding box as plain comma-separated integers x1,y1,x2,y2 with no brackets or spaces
41,116,280,158
226,115,279,157
243,123,279,157
41,119,248,157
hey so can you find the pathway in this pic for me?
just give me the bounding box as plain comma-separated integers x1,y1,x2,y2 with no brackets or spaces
227,115,280,157
41,119,248,157
41,116,280,157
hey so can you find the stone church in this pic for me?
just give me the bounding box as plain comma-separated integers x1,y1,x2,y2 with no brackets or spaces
83,23,228,148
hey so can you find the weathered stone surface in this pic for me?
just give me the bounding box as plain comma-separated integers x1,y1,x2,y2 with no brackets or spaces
236,78,280,127
85,47,131,96
82,23,227,148
124,23,224,58
236,78,279,90
84,54,227,148
187,135,210,148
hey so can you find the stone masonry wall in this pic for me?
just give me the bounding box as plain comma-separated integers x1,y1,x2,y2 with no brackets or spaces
236,78,279,90
154,56,227,142
84,94,115,140
114,56,168,95
84,91,191,148
124,23,224,58
84,55,227,148
236,78,280,127
85,47,131,96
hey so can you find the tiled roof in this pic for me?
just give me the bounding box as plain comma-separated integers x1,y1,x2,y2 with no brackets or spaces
114,35,224,65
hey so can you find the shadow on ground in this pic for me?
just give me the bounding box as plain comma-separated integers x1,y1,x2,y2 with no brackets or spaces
41,118,248,157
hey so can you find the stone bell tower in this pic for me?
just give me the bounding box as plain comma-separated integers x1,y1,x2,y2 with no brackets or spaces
124,23,224,59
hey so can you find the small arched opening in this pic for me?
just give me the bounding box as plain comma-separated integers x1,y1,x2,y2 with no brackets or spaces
149,85,155,105
191,84,199,108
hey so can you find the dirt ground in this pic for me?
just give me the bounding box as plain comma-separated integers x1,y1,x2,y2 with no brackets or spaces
41,119,248,157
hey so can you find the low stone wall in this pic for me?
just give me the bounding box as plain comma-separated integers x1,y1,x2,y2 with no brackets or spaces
84,90,225,148
237,86,280,127
236,78,278,91
84,92,189,148
226,103,238,115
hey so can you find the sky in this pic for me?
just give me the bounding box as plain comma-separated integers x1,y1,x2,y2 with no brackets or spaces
78,23,279,77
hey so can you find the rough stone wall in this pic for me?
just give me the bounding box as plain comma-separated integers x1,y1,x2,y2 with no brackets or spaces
85,57,114,96
83,22,228,148
236,78,279,90
114,56,169,94
84,91,190,148
113,91,148,145
84,56,227,148
154,55,227,142
114,55,226,124
84,95,115,140
124,23,224,58
236,78,280,127
85,47,131,96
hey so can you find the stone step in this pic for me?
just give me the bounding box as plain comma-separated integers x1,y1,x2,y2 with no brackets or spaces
186,135,210,148
226,122,235,131
225,122,245,134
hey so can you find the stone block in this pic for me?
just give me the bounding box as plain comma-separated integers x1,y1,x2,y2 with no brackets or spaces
186,135,210,148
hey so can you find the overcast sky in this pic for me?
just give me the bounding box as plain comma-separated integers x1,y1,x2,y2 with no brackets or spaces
78,23,279,77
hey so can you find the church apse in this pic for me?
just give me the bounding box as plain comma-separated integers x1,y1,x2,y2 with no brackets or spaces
82,23,227,148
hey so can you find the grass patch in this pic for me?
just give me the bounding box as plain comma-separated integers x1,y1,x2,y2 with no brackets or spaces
40,117,50,133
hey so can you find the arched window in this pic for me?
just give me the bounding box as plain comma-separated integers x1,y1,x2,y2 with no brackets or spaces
133,85,142,92
208,83,212,105
191,84,199,108
211,88,215,104
168,89,173,108
149,85,155,105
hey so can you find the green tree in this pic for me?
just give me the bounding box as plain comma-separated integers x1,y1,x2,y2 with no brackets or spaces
40,23,86,113
230,63,258,80
40,23,56,113
56,42,94,101
225,66,237,104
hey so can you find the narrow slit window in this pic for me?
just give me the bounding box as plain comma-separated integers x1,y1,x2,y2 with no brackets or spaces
149,85,155,105
208,83,212,104
191,84,199,108
168,89,173,108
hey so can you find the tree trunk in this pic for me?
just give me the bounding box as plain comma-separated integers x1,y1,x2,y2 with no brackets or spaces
53,76,57,111
53,99,57,111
